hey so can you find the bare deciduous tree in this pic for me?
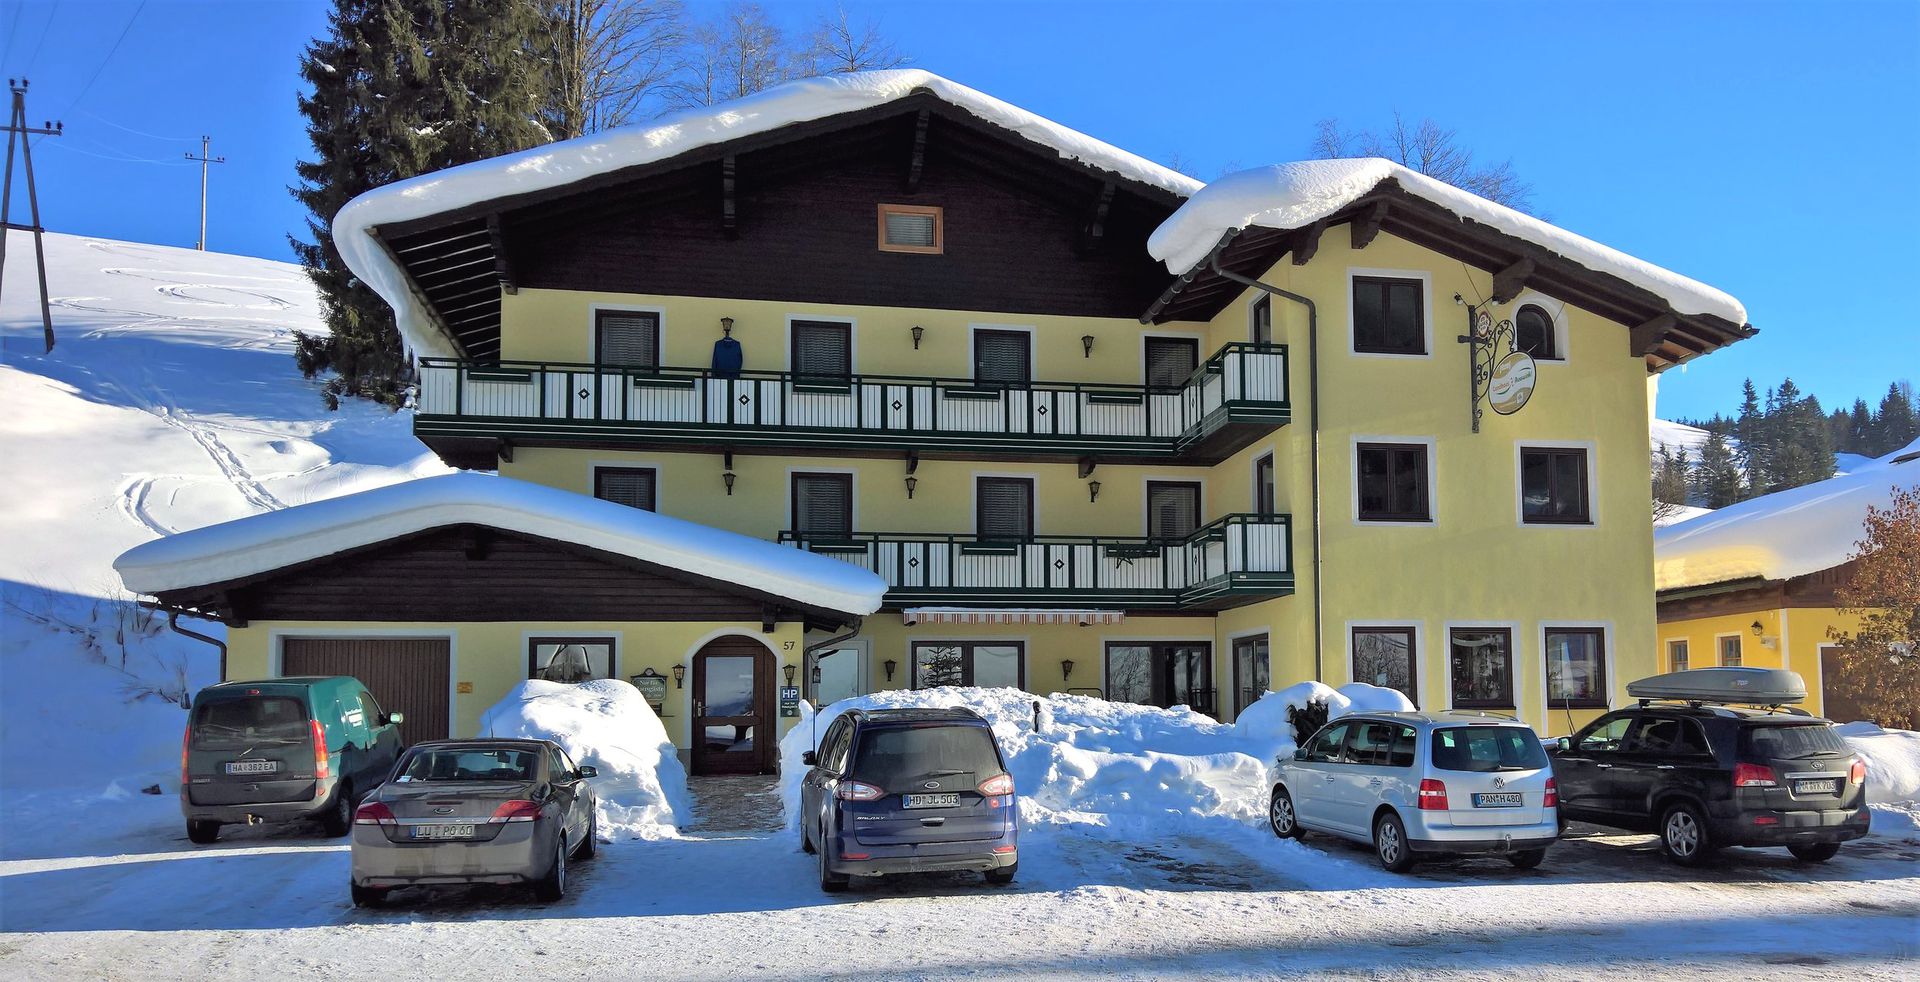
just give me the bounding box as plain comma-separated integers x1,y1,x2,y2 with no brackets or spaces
550,0,687,138
802,3,908,74
1314,113,1534,212
668,2,787,107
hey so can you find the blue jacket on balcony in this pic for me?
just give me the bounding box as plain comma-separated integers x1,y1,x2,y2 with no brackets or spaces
712,335,743,379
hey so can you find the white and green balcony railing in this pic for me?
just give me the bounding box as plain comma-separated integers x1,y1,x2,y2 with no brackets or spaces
776,513,1293,611
414,342,1287,465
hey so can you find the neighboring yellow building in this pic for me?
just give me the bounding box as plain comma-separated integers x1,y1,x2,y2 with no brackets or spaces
1655,442,1920,723
122,71,1758,772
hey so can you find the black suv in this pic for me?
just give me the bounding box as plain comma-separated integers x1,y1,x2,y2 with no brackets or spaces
1548,703,1870,866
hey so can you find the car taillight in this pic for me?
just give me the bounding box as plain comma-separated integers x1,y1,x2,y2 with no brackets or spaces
1543,777,1558,809
310,719,330,781
977,774,1014,796
489,800,543,823
1733,762,1778,787
354,801,396,826
1849,760,1867,785
1417,779,1449,810
835,781,885,801
180,724,192,786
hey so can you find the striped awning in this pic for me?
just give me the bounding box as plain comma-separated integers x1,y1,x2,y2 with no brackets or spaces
901,607,1124,626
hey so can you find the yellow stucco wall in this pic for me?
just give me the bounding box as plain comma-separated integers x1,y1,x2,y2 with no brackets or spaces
1656,606,1867,717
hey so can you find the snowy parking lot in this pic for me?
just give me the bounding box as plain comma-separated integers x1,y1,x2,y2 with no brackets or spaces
2,784,1914,981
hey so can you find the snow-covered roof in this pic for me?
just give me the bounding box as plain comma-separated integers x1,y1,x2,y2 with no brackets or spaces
334,70,1203,360
1655,438,1920,591
1147,158,1749,328
114,473,887,616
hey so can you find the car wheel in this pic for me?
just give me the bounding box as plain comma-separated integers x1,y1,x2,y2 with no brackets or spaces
1373,812,1416,874
1659,802,1715,867
1268,785,1303,840
575,810,597,861
985,862,1017,885
1788,842,1840,863
1508,848,1548,870
350,883,387,908
186,820,220,844
319,784,353,838
533,834,567,902
818,824,849,893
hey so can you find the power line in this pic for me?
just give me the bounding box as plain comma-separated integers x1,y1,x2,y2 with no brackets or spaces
47,137,188,166
79,107,193,143
24,2,59,76
2,4,24,68
60,0,144,117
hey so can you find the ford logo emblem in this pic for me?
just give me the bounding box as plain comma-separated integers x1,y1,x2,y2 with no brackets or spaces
924,781,940,790
1492,777,1506,789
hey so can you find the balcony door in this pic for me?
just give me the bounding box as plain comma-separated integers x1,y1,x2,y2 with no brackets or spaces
1232,633,1270,717
1144,336,1199,387
1106,641,1213,715
972,329,1031,386
791,472,853,538
1146,481,1201,540
976,476,1034,541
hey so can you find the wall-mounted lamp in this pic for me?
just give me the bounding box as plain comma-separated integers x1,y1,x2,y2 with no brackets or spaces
810,663,822,684
911,325,925,350
884,659,898,683
723,471,737,496
1087,480,1102,503
783,663,797,685
671,663,686,689
1750,620,1764,637
1061,658,1075,681
720,316,734,336
1081,334,1095,358
905,476,918,499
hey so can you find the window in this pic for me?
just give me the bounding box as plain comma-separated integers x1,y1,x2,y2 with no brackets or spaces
1352,627,1418,706
1356,443,1430,522
1718,635,1742,667
790,319,852,382
1515,304,1559,360
1106,642,1213,714
1545,627,1607,708
821,719,854,772
911,641,1024,689
972,329,1031,386
1351,275,1425,355
1627,717,1711,757
1144,336,1200,387
529,637,616,683
1577,715,1633,753
1431,726,1549,772
1667,639,1690,673
1253,453,1276,516
1304,721,1352,762
595,310,660,368
791,472,853,536
1232,634,1270,716
1146,481,1201,539
400,748,537,783
1520,447,1591,524
1448,628,1514,709
877,203,943,254
593,466,656,511
1250,295,1273,344
976,477,1034,540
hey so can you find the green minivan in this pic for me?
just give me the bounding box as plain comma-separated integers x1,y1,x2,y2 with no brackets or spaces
181,677,406,843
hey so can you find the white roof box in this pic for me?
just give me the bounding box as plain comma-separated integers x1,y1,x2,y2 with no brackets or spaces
1626,667,1807,705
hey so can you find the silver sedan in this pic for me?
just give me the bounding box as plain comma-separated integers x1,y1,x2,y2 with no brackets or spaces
349,738,598,906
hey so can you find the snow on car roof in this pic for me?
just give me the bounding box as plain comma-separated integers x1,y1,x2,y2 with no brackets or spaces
1655,437,1920,591
114,472,887,616
1146,158,1749,328
334,69,1203,361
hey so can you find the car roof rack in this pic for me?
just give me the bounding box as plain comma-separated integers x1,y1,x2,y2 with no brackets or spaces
1625,667,1808,711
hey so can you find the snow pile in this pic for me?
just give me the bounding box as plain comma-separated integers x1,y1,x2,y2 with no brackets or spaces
1231,681,1416,747
478,679,691,837
1837,722,1920,839
1655,439,1920,590
336,70,1202,360
1146,158,1749,328
114,471,887,616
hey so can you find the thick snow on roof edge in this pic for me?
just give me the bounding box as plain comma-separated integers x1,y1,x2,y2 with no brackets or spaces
1654,441,1920,591
334,70,1203,361
1147,159,1749,328
113,472,887,616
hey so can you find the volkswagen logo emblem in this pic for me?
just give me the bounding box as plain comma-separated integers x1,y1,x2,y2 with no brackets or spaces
924,781,940,790
1492,777,1506,790
433,806,454,814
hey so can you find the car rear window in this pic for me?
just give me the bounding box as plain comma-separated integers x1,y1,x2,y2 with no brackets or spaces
397,748,538,783
1431,726,1549,773
851,724,1004,789
190,697,310,750
1742,723,1850,760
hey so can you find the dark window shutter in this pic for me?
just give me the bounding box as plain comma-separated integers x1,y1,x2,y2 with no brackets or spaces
976,478,1034,540
1145,337,1199,387
793,474,852,535
596,313,659,367
1147,482,1200,539
594,468,656,511
791,321,852,379
973,330,1031,385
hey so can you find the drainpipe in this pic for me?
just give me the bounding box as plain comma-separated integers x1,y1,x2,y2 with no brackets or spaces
145,603,228,682
1204,241,1325,682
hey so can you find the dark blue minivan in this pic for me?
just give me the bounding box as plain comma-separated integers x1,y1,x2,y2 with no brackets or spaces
799,707,1019,891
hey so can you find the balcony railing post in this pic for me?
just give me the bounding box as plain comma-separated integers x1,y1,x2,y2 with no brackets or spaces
453,363,464,417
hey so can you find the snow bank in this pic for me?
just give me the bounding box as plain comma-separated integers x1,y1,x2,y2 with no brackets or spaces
477,679,691,837
115,471,887,616
1146,158,1748,328
335,70,1201,360
1837,723,1920,840
1231,681,1415,747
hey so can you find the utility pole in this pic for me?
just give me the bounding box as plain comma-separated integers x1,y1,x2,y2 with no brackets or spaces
184,135,224,251
0,77,63,353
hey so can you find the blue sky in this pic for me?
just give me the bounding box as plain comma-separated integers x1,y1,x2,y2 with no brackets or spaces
4,0,1914,420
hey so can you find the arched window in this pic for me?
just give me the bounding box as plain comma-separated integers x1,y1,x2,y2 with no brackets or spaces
1515,304,1558,360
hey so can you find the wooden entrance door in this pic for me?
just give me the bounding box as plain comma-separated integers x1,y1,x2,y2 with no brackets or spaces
691,637,775,775
281,637,450,745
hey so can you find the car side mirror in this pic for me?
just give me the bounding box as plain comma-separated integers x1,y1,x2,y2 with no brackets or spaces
577,765,598,779
1291,747,1307,761
1556,737,1573,753
801,750,818,766
383,712,405,726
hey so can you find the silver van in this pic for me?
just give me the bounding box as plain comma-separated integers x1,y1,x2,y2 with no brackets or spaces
1268,711,1560,872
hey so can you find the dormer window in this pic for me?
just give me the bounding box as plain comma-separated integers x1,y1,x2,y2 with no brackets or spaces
878,203,942,254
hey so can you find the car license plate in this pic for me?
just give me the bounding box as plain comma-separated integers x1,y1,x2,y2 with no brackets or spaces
224,759,278,775
1473,792,1524,808
1794,779,1838,795
903,793,959,809
409,824,476,840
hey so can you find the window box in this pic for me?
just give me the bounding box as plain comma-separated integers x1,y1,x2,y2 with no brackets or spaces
1086,392,1144,406
467,369,533,384
628,376,696,390
940,386,1003,401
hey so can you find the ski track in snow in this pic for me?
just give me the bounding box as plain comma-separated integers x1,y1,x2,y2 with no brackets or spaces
114,476,175,538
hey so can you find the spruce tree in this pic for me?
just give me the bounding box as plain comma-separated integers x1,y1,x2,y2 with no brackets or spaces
1875,382,1918,456
1849,398,1874,455
1694,430,1744,509
1733,378,1763,496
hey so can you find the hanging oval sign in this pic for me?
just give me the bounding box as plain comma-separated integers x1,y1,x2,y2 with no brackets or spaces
1488,351,1537,415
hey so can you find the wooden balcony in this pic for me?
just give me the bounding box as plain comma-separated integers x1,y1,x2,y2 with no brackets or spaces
776,514,1293,612
414,343,1288,468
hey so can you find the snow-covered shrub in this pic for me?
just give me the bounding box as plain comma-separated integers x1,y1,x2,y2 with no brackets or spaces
478,679,690,838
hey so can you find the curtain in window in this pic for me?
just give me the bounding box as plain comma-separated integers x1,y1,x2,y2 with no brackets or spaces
791,321,852,379
883,211,937,248
594,468,656,511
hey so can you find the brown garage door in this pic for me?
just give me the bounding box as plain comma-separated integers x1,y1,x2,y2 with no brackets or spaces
282,637,451,746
